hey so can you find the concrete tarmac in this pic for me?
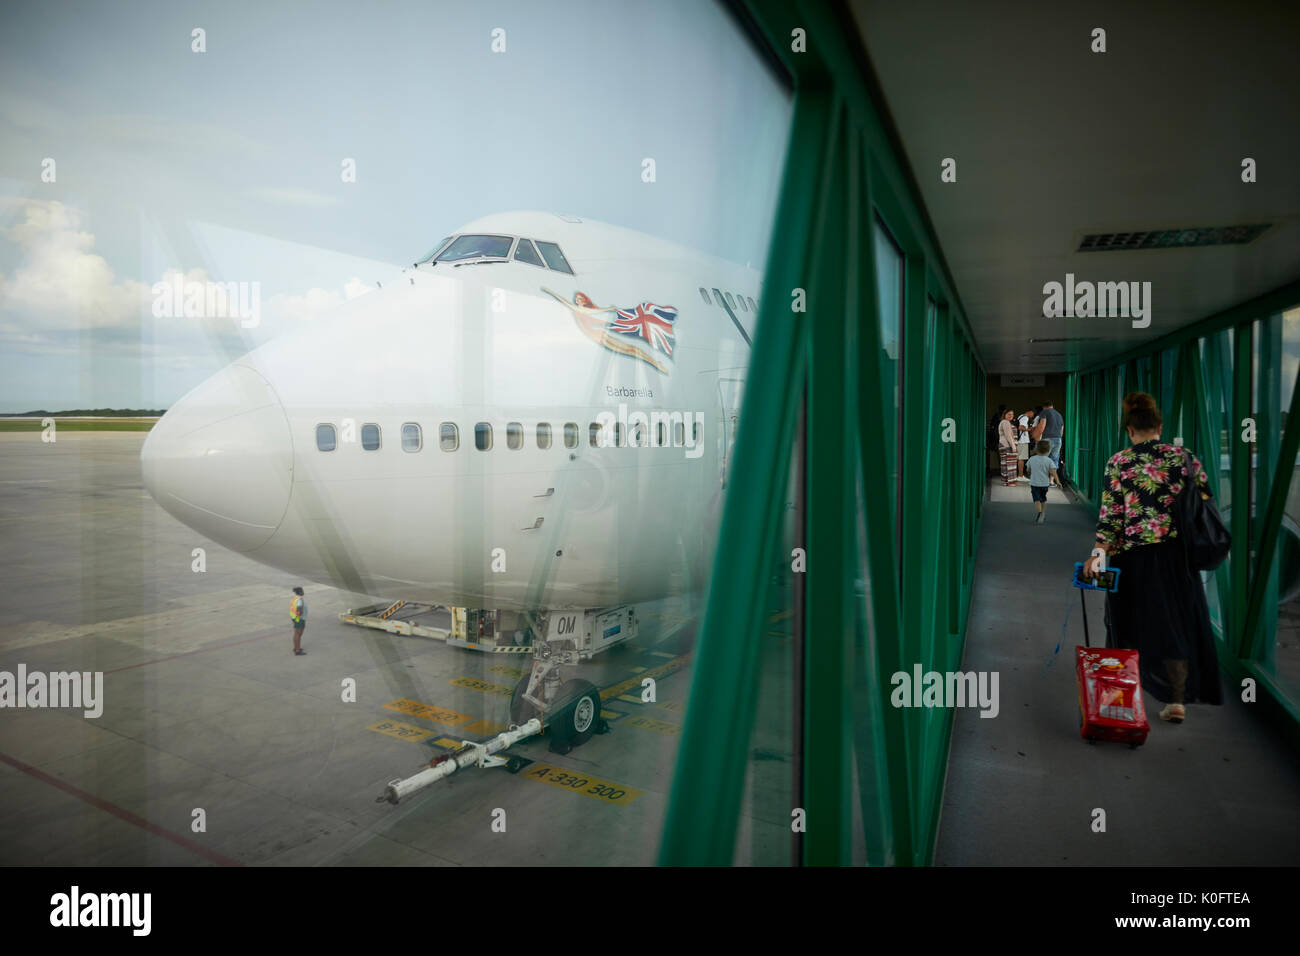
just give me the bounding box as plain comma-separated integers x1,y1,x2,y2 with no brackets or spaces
0,432,798,865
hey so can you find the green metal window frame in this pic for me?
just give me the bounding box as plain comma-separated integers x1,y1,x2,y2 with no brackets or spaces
659,0,987,866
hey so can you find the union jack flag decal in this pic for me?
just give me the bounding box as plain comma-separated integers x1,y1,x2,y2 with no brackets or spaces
609,303,677,357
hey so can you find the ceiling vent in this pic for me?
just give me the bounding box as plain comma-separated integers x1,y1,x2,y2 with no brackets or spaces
1078,223,1270,252
1028,336,1101,343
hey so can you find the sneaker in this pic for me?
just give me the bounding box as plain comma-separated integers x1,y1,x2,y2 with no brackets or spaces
1035,512,1044,524
1159,703,1185,723
294,648,306,656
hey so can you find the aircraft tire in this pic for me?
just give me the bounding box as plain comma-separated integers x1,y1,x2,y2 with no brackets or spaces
510,674,540,726
551,679,600,748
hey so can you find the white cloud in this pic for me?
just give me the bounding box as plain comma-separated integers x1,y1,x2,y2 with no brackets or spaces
0,197,151,329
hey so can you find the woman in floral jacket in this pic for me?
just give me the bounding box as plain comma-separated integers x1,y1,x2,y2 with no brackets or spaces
1082,392,1222,721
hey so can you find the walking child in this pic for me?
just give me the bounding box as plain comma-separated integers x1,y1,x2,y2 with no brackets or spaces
1027,439,1058,524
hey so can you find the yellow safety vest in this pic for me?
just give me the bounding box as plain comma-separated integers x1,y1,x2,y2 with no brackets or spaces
290,596,303,623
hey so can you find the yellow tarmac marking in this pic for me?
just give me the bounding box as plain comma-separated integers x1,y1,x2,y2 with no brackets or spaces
627,665,646,673
367,720,434,743
600,654,690,701
450,677,513,697
488,664,528,678
462,719,508,736
617,694,644,704
432,737,462,750
600,709,624,720
384,699,475,726
656,699,687,714
623,715,681,736
648,651,676,659
520,763,643,806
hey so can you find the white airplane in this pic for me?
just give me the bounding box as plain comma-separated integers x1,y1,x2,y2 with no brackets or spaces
141,212,761,636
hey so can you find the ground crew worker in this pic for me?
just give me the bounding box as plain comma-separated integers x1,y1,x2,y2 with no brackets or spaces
290,586,307,655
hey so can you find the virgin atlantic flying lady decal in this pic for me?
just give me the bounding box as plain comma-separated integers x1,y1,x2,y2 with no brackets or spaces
542,287,678,374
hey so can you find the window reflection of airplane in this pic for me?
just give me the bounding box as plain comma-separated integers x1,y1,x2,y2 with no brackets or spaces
140,212,761,793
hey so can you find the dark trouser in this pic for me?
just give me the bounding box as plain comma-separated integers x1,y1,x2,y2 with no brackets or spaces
1166,659,1188,703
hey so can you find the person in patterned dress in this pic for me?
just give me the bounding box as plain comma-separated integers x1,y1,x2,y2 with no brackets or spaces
997,409,1019,486
1082,392,1222,721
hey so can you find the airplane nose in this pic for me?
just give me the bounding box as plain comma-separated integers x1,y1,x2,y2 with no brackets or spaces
142,363,293,553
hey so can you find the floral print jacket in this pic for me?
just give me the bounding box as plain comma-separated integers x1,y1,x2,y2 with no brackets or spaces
1094,440,1211,554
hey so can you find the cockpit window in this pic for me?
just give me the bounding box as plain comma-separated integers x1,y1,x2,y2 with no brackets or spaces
514,239,545,267
436,234,514,262
535,241,574,275
420,236,454,263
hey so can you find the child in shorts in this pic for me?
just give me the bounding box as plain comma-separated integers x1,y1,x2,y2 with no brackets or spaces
1027,439,1058,524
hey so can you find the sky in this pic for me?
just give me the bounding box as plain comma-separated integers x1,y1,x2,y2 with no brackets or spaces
0,0,792,409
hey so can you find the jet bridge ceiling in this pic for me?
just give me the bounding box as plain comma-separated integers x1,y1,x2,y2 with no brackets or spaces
851,0,1300,373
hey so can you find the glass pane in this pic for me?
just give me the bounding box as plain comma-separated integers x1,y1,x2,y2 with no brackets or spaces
873,219,903,548
514,238,545,267
536,423,551,449
440,423,459,452
401,423,421,452
475,423,492,451
316,424,336,451
361,423,380,451
506,422,523,450
563,422,578,448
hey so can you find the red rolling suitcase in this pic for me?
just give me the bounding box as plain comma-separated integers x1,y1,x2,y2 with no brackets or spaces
1075,587,1149,746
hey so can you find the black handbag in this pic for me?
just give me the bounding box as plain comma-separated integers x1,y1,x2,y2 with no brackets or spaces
1176,449,1231,571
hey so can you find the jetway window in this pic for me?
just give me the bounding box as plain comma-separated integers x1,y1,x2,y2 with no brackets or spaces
748,297,756,311
537,423,552,449
589,422,602,447
401,423,422,452
614,422,625,446
439,423,459,452
712,289,726,307
699,287,711,304
674,421,684,445
692,420,701,443
475,423,492,451
315,424,336,452
514,239,545,267
736,295,748,312
536,241,574,275
437,234,514,262
656,421,667,446
361,424,381,451
630,421,644,446
507,422,524,450
724,292,736,310
564,422,578,448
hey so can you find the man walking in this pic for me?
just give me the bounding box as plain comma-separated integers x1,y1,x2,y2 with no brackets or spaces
290,586,307,656
1038,400,1065,481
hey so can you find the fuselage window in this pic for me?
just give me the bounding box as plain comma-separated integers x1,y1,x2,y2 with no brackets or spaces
475,423,493,451
748,297,757,312
536,241,574,275
589,422,602,447
724,292,736,310
507,422,524,450
401,423,422,452
698,287,710,305
437,234,514,263
674,421,684,445
537,423,552,449
361,423,381,451
316,424,336,452
440,423,459,452
564,422,579,448
514,239,545,267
